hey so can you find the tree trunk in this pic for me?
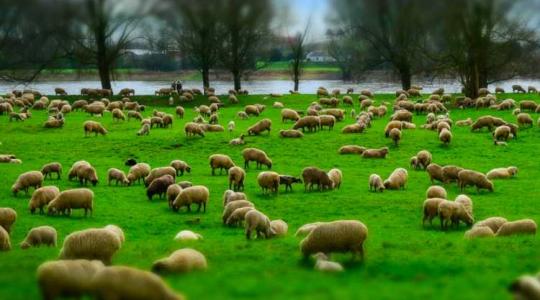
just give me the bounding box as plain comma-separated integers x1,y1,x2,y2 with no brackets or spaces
202,67,210,89
399,66,411,90
97,62,112,90
232,69,241,91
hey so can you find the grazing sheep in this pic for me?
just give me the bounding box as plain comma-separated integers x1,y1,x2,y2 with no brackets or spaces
439,128,452,145
244,105,260,116
414,150,432,170
59,227,122,264
222,200,255,224
493,125,512,141
20,226,57,249
171,186,210,213
245,210,274,239
517,113,533,127
222,190,247,206
228,166,246,191
147,175,174,201
295,222,326,237
152,248,207,273
11,170,44,196
441,165,464,184
319,115,336,130
426,186,447,199
455,194,473,216
520,100,538,111
361,147,389,159
167,184,183,208
83,121,107,137
242,148,272,169
112,108,125,121
127,163,151,185
389,128,401,146
457,169,494,193
230,134,245,145
512,85,526,93
68,161,91,181
456,118,472,126
300,220,368,260
76,164,99,186
174,230,202,241
237,111,249,119
496,219,537,236
438,200,474,229
302,167,333,192
48,188,94,217
464,226,495,239
37,259,105,300
257,171,280,194
137,123,150,136
368,174,385,192
474,217,508,233
422,198,445,227
44,118,64,128
280,129,304,138
384,168,408,190
339,145,366,155
170,160,191,176
41,162,62,180
486,166,518,180
270,219,288,236
247,118,272,135
226,207,255,227
281,109,300,122
342,122,366,134
0,207,17,233
91,266,183,300
144,167,176,187
175,106,185,118
209,154,235,175
293,116,321,132
313,253,344,272
278,175,302,192
29,186,60,214
328,168,342,189
184,122,205,137
0,226,10,251
426,163,444,183
509,275,540,300
107,168,129,186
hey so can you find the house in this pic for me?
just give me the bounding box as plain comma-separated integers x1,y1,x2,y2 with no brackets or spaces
305,51,336,63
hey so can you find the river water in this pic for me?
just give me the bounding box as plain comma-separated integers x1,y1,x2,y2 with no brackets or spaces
1,79,540,95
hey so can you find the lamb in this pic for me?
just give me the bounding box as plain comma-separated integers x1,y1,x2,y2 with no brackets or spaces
83,121,107,137
59,227,122,264
245,210,274,239
107,168,129,186
41,162,62,180
243,148,272,169
76,164,99,186
422,198,445,226
237,111,249,119
48,188,94,217
278,175,303,192
426,163,444,183
20,226,57,249
209,154,235,175
137,123,150,136
464,226,495,239
91,266,183,300
222,190,247,206
167,184,183,208
270,219,288,236
11,170,43,196
302,167,334,191
493,125,512,141
300,220,368,260
426,186,446,199
439,128,452,145
228,166,246,192
174,230,202,241
457,169,494,193
152,248,207,273
230,134,245,145
389,128,401,146
144,166,176,187
170,160,191,176
228,120,235,132
222,200,255,224
486,166,518,179
281,109,300,122
184,122,205,137
29,186,60,214
226,206,255,227
171,185,210,213
313,253,344,273
112,108,125,121
257,171,280,194
517,113,533,127
438,200,474,229
280,129,304,138
339,145,366,155
0,207,17,233
361,147,389,158
384,168,408,190
456,118,472,126
37,259,105,300
496,219,537,236
473,217,508,233
247,118,272,135
328,168,342,189
147,175,175,201
293,116,321,132
441,165,464,184
368,174,385,192
127,163,151,185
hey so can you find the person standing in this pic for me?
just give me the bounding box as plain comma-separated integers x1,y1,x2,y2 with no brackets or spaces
176,80,183,93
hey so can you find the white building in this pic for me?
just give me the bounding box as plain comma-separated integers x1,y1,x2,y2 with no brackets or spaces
305,51,336,63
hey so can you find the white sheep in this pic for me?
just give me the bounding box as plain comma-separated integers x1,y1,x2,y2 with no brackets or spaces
152,248,207,273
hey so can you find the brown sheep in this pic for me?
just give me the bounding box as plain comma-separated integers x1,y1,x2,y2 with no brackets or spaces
243,148,272,170
426,163,444,183
439,128,452,146
12,171,44,196
293,116,321,132
83,121,107,137
438,200,474,229
170,160,191,176
247,119,272,135
302,167,333,192
41,162,62,180
209,154,235,175
422,198,445,227
361,147,389,159
147,175,175,201
228,166,246,191
441,165,464,184
384,168,408,190
339,145,366,155
517,113,533,127
257,171,280,194
457,169,494,193
384,120,403,137
389,128,401,146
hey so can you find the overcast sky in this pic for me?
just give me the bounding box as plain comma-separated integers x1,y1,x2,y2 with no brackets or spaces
274,0,329,42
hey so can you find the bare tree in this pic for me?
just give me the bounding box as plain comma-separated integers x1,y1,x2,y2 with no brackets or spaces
287,21,311,92
218,0,273,91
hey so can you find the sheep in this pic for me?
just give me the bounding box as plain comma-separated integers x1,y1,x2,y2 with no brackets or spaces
230,134,245,145
147,175,175,201
127,163,151,185
226,206,255,227
228,120,235,133
342,96,353,106
441,165,464,184
512,84,526,93
91,266,183,300
76,164,99,186
225,166,246,192
222,190,247,206
456,118,472,126
171,185,210,213
361,147,389,159
29,186,60,214
59,227,122,265
464,226,495,239
44,117,63,129
438,200,474,230
473,217,508,233
175,106,185,118
342,122,366,134
237,111,249,119
48,188,94,217
293,116,321,132
222,200,255,224
496,219,537,236
242,148,272,169
68,161,91,181
457,169,494,193
520,100,538,111
11,170,43,196
300,220,368,260
426,186,446,199
245,210,274,239
170,160,191,176
270,219,288,236
184,122,205,137
455,194,473,216
257,171,280,194
319,115,336,130
144,166,176,187
137,123,150,136
127,110,143,121
391,110,413,123
83,121,107,137
0,207,17,233
280,129,304,138
150,116,164,128
509,275,540,300
178,181,193,189
245,105,260,116
313,253,344,272
486,166,518,180
493,125,512,141
302,167,334,192
320,109,344,121
111,108,125,122
152,248,207,274
103,225,125,244
20,226,57,249
85,102,106,116
328,168,342,189
0,226,10,251
385,122,404,138
174,230,202,241
281,109,300,122
422,198,445,226
247,118,272,136
426,163,444,183
389,128,402,146
41,162,62,180
517,113,533,127
439,128,452,146
107,168,129,186
384,168,408,190
279,175,302,192
295,222,326,237
167,184,183,208
471,116,505,131
339,145,367,155
209,154,235,175
37,259,105,300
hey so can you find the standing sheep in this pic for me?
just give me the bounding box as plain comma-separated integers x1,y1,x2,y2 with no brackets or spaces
439,128,452,146
257,171,280,194
328,168,342,189
147,175,175,201
222,200,255,224
127,163,151,185
152,248,207,274
422,198,445,227
12,170,43,196
226,207,255,227
170,160,191,176
41,162,62,180
222,190,247,206
83,121,107,137
302,167,334,192
209,154,235,175
384,168,408,190
184,122,205,137
426,186,447,199
245,210,274,239
242,148,272,169
144,167,176,187
416,150,432,170
228,166,246,191
0,207,17,233
172,186,210,213
29,186,60,214
107,168,129,186
20,226,57,249
369,174,385,192
426,163,444,183
389,128,401,146
59,227,123,265
47,188,94,217
247,119,272,135
457,169,494,193
438,200,474,230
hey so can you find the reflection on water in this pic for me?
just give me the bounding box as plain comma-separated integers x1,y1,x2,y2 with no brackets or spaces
1,79,539,95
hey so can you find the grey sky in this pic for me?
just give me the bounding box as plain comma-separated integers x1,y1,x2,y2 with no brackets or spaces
273,0,329,42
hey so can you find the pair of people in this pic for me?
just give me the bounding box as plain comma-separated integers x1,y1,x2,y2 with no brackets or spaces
171,80,182,93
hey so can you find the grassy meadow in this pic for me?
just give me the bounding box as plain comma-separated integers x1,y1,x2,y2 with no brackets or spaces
0,92,539,299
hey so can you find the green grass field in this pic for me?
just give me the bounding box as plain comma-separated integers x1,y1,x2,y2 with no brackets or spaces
0,93,539,300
